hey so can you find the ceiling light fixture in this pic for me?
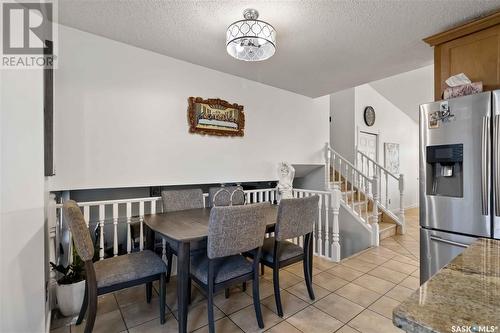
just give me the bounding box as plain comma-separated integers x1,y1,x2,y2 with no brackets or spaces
226,9,276,61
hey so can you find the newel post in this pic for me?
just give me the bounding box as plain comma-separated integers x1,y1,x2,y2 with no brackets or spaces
371,175,380,246
398,174,406,234
325,142,331,190
330,185,341,262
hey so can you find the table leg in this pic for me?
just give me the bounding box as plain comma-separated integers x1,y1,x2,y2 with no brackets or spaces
146,225,155,252
177,242,190,333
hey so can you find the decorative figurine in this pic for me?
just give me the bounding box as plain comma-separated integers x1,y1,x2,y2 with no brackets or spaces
277,162,295,201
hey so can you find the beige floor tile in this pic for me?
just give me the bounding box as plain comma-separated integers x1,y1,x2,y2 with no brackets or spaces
341,259,378,273
230,304,283,333
172,301,224,332
367,266,407,284
261,290,308,319
348,309,403,333
327,265,365,282
352,274,395,294
354,252,390,265
97,294,119,316
313,256,338,271
285,263,321,278
335,283,381,308
382,260,418,275
214,289,254,315
314,293,364,323
385,285,414,302
286,282,330,303
410,269,420,278
313,271,349,292
391,255,419,267
192,317,244,333
263,270,302,289
368,296,400,319
128,313,178,333
115,285,156,308
71,309,126,333
50,326,70,333
246,278,279,300
265,321,302,333
398,276,420,290
286,306,342,333
365,247,396,260
121,296,162,328
336,325,361,333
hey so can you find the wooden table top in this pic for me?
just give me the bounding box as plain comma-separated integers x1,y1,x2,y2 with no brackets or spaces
144,204,279,242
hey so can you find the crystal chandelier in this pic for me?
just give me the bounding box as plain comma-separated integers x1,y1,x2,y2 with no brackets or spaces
226,9,276,61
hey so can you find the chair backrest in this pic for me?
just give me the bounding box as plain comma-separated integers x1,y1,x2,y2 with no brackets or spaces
275,196,319,241
230,188,245,206
213,188,231,207
207,203,269,259
161,189,204,212
208,186,243,207
63,200,94,261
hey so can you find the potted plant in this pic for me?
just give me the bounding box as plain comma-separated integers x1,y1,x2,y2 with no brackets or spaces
50,246,86,317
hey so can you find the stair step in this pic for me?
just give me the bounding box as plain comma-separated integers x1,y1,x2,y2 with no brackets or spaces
379,222,397,240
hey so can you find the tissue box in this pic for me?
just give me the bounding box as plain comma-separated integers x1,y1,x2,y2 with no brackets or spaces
443,82,483,99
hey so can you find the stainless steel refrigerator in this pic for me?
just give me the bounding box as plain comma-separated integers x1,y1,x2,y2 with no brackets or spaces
419,90,500,283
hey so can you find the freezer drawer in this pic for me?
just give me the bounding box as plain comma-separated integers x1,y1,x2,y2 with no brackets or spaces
420,228,477,284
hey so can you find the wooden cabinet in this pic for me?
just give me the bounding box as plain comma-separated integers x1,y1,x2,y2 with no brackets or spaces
424,11,500,100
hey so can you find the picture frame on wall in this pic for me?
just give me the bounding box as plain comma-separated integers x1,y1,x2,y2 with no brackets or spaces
384,142,400,174
187,97,245,137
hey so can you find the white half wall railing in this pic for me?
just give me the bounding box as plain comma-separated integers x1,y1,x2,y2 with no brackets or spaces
47,187,342,303
355,149,405,230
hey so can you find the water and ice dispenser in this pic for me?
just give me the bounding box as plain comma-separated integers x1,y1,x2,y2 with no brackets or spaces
426,144,463,197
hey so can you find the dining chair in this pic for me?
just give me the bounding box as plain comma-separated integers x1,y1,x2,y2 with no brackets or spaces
161,188,205,281
256,195,319,317
190,203,269,333
208,185,244,207
230,187,246,205
63,200,167,333
212,188,231,206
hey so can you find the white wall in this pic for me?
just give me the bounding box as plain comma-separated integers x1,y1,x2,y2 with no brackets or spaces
0,69,46,332
47,26,330,191
330,88,355,161
355,84,420,208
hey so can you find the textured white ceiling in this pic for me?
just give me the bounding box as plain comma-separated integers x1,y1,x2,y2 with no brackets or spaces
58,0,500,97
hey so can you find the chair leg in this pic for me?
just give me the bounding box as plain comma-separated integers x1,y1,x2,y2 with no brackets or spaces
272,266,284,317
188,277,192,305
207,263,215,333
84,271,97,333
261,263,265,276
76,279,88,325
166,247,173,283
303,237,315,301
242,282,247,292
146,282,153,303
252,275,265,329
159,274,166,324
225,288,230,299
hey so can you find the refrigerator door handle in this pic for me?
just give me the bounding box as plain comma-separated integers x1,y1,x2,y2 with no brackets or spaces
429,235,469,248
482,116,490,215
494,115,500,216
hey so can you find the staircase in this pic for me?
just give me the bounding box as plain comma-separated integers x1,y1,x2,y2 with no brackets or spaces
324,144,405,246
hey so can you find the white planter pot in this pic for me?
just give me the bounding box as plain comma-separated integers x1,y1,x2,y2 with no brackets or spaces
56,280,85,317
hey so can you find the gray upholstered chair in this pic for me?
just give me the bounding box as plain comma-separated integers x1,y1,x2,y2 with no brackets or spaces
230,188,246,205
208,186,244,207
63,200,167,333
161,189,205,281
212,188,231,206
256,195,319,317
190,203,269,333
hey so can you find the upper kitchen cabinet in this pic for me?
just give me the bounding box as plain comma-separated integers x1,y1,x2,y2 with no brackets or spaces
424,11,500,100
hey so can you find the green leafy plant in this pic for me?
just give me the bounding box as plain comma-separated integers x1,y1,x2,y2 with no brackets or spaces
50,243,85,285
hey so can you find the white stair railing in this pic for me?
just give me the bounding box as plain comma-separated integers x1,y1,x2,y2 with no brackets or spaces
356,149,405,230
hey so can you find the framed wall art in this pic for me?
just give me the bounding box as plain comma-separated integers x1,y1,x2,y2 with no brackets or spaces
384,142,400,174
187,97,245,137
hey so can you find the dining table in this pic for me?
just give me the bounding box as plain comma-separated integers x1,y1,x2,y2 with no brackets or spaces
143,204,279,333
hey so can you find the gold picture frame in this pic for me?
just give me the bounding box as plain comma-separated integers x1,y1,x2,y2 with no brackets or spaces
187,97,245,137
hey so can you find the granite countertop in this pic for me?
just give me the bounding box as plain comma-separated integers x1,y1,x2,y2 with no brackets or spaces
393,238,500,333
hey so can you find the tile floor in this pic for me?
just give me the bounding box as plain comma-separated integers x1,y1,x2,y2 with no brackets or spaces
51,208,420,333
